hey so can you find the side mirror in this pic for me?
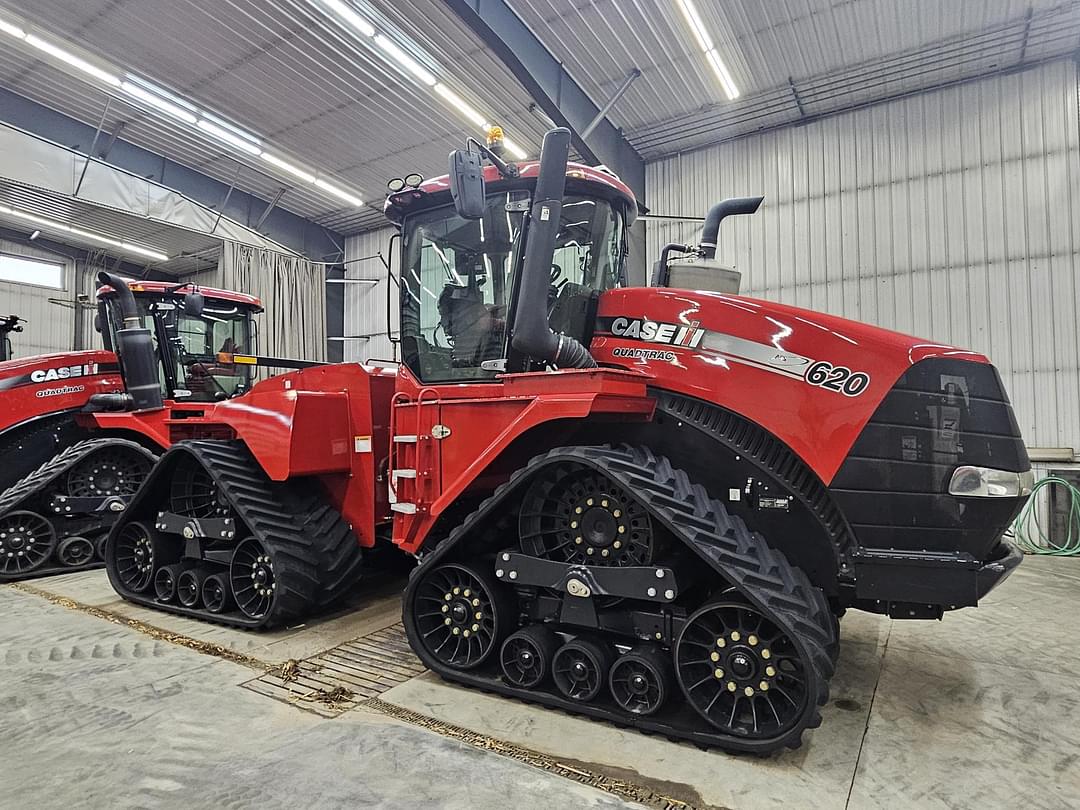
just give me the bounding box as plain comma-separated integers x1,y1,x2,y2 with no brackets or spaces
448,149,485,220
94,313,104,333
184,291,205,318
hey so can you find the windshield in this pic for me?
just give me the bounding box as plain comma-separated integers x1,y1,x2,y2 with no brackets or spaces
104,296,254,402
399,191,627,382
400,190,529,382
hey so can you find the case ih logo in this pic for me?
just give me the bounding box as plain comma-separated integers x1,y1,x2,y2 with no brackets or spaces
608,317,705,348
30,363,98,383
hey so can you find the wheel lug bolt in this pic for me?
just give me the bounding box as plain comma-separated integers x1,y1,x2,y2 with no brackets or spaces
766,666,776,677
453,587,461,595
475,612,482,620
761,649,771,659
617,526,626,534
444,618,451,625
613,540,622,549
613,510,621,518
727,681,737,692
471,623,479,632
586,498,594,506
601,499,608,508
463,630,471,638
452,627,460,635
601,549,609,557
710,651,720,662
570,521,578,529
716,638,726,648
714,668,724,679
748,635,758,646
471,598,480,607
759,681,769,691
441,605,449,613
730,631,741,642
575,537,583,545
744,686,755,697
463,589,471,597
575,507,583,514
586,547,594,555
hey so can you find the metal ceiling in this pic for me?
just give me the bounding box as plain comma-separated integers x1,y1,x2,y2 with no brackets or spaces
511,0,1080,157
0,0,553,235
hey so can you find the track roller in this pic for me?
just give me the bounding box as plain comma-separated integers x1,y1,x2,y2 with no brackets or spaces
609,646,673,716
500,625,560,688
95,534,109,562
154,564,183,602
202,573,233,614
57,536,95,567
177,568,208,608
409,561,513,669
552,637,614,702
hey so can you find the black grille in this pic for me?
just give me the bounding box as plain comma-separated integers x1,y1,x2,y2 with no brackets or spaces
831,358,1029,558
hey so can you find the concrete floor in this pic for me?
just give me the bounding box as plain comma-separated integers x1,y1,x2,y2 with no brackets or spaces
3,557,1079,810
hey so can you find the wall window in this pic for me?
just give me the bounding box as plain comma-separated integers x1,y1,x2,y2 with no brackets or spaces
0,254,64,289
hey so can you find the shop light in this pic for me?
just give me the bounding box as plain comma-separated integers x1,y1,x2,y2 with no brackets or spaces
197,119,262,155
262,153,317,184
675,0,739,100
0,205,169,261
25,34,120,87
121,81,198,125
434,84,488,129
0,17,26,39
375,35,436,86
314,178,364,207
319,0,375,37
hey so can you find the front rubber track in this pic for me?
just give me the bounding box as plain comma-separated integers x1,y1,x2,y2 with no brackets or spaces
105,440,363,629
403,444,837,754
0,438,157,584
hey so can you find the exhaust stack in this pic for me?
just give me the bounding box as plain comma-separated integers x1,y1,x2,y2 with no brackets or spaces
97,272,164,412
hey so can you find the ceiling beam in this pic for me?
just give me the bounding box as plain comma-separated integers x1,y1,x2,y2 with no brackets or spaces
444,0,645,199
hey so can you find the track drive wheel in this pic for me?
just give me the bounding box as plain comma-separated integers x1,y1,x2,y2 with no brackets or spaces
169,456,234,518
0,511,56,575
675,600,817,742
552,637,614,702
409,561,514,670
609,646,674,716
500,625,560,688
66,446,152,499
113,521,175,593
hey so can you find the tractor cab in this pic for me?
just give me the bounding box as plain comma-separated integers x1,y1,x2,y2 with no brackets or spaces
386,140,636,384
0,314,23,362
96,280,262,403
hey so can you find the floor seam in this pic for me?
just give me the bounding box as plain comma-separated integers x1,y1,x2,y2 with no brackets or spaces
844,620,892,810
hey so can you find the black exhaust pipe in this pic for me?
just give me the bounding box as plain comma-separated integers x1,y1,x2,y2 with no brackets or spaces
511,127,596,369
97,272,164,412
698,196,764,259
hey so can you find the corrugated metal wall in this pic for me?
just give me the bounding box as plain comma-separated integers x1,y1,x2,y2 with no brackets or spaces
646,59,1080,454
343,228,399,364
0,238,86,357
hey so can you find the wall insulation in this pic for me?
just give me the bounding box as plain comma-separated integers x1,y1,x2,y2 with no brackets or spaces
343,227,398,364
646,59,1080,455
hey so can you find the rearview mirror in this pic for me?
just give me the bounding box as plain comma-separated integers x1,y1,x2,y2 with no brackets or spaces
448,149,485,220
184,291,205,318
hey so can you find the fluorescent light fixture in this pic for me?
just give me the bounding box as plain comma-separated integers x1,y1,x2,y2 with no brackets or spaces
262,153,317,184
375,34,436,86
676,0,713,52
705,50,739,100
319,0,375,37
25,34,120,87
197,119,262,155
502,137,529,161
201,112,261,147
433,83,488,128
121,81,198,124
0,17,26,38
125,75,198,112
674,0,739,101
0,205,168,261
314,178,364,207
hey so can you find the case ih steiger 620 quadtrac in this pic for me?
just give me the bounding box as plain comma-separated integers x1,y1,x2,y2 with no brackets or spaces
105,127,1031,753
0,276,344,586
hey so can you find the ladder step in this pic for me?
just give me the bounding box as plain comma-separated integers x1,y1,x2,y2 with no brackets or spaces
393,434,418,443
392,469,417,479
391,502,418,514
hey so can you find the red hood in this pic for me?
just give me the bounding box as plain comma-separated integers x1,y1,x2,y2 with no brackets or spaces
593,287,988,482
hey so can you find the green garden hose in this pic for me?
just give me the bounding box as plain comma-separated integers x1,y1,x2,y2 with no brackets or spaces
1009,476,1080,556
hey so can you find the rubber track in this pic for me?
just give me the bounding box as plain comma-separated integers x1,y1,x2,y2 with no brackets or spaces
107,440,362,629
405,444,837,753
654,390,856,559
0,438,156,583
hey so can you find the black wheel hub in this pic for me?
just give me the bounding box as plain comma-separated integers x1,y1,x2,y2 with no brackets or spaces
230,538,277,619
0,511,55,574
113,522,160,593
412,563,506,670
67,448,150,498
520,467,653,567
676,601,809,739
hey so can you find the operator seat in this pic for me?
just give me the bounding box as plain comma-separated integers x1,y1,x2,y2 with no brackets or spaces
437,284,504,368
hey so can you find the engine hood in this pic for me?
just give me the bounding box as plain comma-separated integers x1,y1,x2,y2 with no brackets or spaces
0,349,123,436
592,287,989,482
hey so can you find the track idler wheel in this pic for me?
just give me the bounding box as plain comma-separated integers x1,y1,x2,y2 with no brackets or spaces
66,446,151,499
177,568,208,608
113,521,174,593
552,637,614,702
675,600,814,740
609,646,673,716
499,625,560,688
0,511,56,575
154,564,183,602
202,573,233,614
410,561,513,670
229,537,280,620
57,536,95,567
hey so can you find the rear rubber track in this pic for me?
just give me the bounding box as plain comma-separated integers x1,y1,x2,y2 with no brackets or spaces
106,440,362,629
404,444,837,754
0,438,156,583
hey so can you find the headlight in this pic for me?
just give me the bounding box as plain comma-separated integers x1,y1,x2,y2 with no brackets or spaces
948,466,1035,498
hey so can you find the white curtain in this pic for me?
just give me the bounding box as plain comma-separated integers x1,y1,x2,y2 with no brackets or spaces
209,242,326,362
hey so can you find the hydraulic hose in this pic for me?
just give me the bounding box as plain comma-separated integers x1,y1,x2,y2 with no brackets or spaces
1008,476,1080,556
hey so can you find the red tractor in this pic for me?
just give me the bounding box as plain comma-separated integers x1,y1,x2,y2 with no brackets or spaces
105,127,1031,753
0,276,338,583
